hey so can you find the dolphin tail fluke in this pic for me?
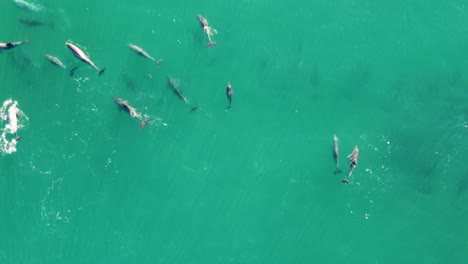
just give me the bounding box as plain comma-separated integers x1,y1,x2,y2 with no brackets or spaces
99,68,106,76
16,109,25,119
341,179,350,184
70,66,78,76
156,59,163,65
140,119,150,129
207,42,216,47
334,168,342,175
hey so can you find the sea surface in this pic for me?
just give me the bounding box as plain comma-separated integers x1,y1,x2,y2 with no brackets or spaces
1,0,468,263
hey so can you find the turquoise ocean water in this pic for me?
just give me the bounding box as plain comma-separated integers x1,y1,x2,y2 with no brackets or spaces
1,0,468,263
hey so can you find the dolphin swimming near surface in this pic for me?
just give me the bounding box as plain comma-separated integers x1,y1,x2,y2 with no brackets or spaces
45,54,66,68
0,40,28,53
114,97,141,119
341,145,359,184
65,42,105,75
197,15,217,47
226,82,233,108
333,134,342,174
128,44,162,64
6,101,22,134
113,97,150,129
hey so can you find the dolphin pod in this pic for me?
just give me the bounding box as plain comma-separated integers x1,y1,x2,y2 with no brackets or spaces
2,13,225,154
332,135,360,184
4,10,364,184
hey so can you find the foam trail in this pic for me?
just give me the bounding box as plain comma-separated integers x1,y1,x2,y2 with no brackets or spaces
0,133,18,154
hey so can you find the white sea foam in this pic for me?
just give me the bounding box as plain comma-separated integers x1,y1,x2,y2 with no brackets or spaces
12,0,44,13
0,99,28,154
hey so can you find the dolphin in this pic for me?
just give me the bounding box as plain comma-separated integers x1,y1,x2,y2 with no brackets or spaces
7,101,20,134
65,42,105,75
333,134,342,174
197,15,217,47
0,40,28,53
128,44,162,64
167,76,189,104
341,145,359,184
113,97,149,129
226,82,233,108
45,54,66,68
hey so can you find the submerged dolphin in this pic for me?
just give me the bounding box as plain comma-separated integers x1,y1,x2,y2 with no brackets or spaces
113,97,150,129
167,76,189,104
341,145,359,184
0,40,28,53
333,134,342,174
45,54,66,68
19,18,52,28
66,42,105,75
128,44,162,64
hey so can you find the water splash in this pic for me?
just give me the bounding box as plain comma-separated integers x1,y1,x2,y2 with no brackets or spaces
12,0,44,13
0,99,28,154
